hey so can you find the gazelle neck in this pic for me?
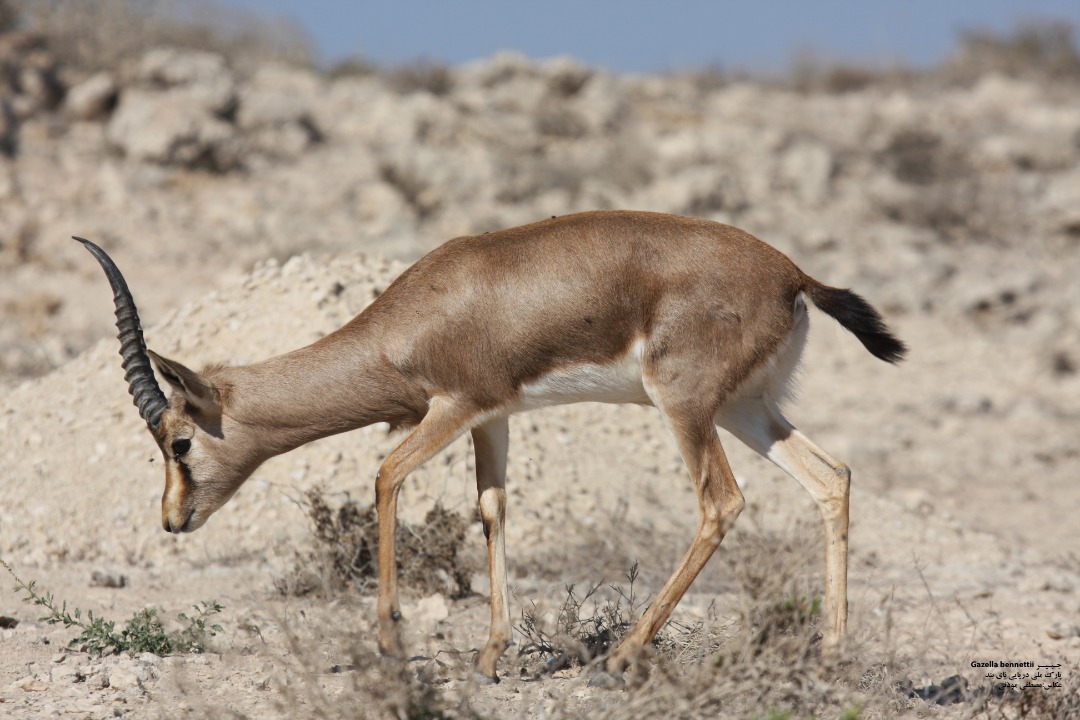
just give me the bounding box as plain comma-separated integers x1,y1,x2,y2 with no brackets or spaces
217,330,425,457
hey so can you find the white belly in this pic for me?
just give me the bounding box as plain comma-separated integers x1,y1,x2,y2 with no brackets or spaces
516,339,650,410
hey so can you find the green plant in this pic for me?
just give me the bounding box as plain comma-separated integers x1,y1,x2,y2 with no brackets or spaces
2,559,223,656
839,703,863,720
779,594,823,629
755,711,793,720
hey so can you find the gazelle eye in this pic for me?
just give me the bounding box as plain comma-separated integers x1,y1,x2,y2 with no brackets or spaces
171,439,191,458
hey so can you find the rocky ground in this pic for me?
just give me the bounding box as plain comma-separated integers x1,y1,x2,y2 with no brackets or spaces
1,13,1079,720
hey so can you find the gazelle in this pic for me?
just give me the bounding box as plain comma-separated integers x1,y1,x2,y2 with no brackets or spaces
78,210,904,681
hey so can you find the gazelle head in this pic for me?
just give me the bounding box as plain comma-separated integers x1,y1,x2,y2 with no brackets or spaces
76,238,263,533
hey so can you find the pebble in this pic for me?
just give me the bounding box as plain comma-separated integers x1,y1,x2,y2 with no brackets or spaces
15,675,49,692
1047,621,1080,640
50,665,83,684
106,667,142,693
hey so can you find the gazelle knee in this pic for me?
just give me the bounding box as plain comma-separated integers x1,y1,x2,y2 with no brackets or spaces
722,492,746,534
477,487,505,540
704,491,745,543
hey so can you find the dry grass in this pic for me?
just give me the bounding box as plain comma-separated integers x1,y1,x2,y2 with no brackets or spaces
967,664,1080,720
269,635,486,720
169,615,488,720
503,507,904,717
217,494,1075,719
482,514,894,718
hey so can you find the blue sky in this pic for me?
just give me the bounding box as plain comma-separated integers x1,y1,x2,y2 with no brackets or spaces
223,1,1080,73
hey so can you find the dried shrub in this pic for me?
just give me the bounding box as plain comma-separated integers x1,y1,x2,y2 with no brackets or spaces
686,63,727,94
535,103,589,139
794,61,887,94
280,487,476,600
516,563,647,673
874,126,1028,243
881,128,950,186
948,20,1080,83
379,160,441,220
386,59,455,96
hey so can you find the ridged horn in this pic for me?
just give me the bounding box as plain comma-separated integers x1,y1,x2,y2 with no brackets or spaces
74,237,168,430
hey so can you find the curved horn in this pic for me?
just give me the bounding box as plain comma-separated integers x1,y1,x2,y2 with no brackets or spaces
74,237,168,430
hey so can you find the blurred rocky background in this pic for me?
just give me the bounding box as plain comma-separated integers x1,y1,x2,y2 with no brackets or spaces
0,0,1078,391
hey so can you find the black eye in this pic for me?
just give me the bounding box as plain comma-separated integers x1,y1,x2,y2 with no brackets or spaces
171,439,191,458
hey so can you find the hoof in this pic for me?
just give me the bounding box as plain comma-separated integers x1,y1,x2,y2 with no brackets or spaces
473,670,500,686
378,637,406,662
587,671,624,690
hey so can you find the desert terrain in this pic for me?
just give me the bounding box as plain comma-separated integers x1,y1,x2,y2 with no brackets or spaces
1,6,1079,718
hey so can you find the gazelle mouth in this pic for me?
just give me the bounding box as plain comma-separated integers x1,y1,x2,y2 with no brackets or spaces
164,511,194,534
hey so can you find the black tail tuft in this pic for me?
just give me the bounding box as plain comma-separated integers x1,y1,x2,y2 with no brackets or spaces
805,282,907,364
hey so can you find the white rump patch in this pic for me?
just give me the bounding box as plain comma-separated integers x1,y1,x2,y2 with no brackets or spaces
728,294,809,407
516,339,649,410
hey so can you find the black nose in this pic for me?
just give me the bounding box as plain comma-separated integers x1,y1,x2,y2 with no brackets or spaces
163,518,177,533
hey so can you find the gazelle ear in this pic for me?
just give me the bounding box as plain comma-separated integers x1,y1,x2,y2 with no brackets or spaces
147,350,222,415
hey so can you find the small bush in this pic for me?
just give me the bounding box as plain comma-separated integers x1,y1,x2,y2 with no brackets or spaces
280,487,476,600
515,561,728,681
3,559,223,656
517,563,645,672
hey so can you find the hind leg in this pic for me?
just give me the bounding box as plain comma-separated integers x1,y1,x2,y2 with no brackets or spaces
607,393,745,673
718,398,850,653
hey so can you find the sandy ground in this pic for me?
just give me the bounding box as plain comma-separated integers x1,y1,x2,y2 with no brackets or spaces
1,243,1078,718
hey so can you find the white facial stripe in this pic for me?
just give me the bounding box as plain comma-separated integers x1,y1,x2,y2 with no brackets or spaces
164,462,188,510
